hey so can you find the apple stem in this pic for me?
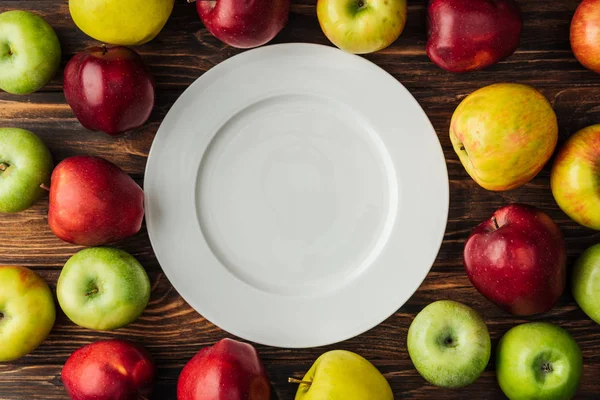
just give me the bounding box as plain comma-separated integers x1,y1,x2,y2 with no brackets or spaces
492,216,500,230
40,183,50,191
288,378,312,387
0,162,7,171
85,288,99,297
101,44,108,55
187,0,196,3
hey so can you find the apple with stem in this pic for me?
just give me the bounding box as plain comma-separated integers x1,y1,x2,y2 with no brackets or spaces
496,322,582,400
317,0,407,54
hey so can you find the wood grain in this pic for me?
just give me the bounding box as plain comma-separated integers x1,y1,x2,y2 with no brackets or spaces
1,0,600,399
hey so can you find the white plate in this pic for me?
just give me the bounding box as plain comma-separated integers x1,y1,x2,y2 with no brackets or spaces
145,43,449,348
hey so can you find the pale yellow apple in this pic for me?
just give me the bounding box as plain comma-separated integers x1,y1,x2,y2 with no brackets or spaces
450,83,558,191
69,0,175,46
293,350,393,400
317,0,407,54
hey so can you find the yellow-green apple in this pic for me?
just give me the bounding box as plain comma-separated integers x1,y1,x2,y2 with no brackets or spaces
450,83,558,191
407,300,491,388
0,265,55,361
496,322,582,400
572,243,600,323
48,155,144,246
178,338,271,400
0,128,53,213
427,0,522,72
57,247,151,331
0,10,61,94
551,124,600,230
196,0,290,49
317,0,407,54
571,0,600,74
291,350,393,399
62,339,155,400
464,204,567,316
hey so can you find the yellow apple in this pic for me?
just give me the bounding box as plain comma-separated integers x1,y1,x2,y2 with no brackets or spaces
551,124,600,230
292,350,393,399
317,0,407,54
450,83,558,191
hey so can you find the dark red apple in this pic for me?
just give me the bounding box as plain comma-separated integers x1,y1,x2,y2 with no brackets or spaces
464,204,567,316
427,0,522,73
64,46,154,135
196,0,290,48
571,0,600,73
48,155,144,246
62,339,155,400
177,338,271,400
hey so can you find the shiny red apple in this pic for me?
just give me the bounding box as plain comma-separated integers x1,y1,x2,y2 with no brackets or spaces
196,0,290,48
62,340,155,400
427,0,522,72
177,338,271,400
64,46,155,135
48,155,144,246
464,204,567,316
571,0,600,73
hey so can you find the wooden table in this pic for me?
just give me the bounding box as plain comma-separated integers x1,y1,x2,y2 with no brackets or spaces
1,1,600,399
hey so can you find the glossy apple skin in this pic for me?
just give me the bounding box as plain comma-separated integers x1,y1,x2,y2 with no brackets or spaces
64,46,154,135
62,339,155,400
551,124,600,230
48,156,144,246
197,0,290,49
571,0,600,73
464,204,567,316
177,338,271,400
427,0,522,72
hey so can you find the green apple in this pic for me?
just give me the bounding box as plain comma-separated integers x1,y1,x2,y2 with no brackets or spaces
0,10,61,94
0,265,56,361
497,322,582,400
572,243,600,323
407,300,491,388
0,128,53,213
291,350,393,399
317,0,407,54
57,247,151,331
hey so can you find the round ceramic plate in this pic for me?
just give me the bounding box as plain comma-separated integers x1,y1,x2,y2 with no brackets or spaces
145,43,448,348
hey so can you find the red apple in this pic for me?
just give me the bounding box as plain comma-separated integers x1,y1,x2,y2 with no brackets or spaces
177,338,271,400
427,0,522,73
48,155,144,246
196,0,290,48
64,46,154,136
571,0,600,73
62,339,155,400
464,204,567,316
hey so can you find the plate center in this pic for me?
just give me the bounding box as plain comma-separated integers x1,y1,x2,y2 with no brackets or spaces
197,94,397,295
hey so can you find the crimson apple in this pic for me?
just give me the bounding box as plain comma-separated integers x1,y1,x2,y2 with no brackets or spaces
48,155,144,246
64,46,154,136
196,0,290,48
177,338,271,400
464,204,566,316
571,0,600,73
62,339,155,400
427,0,522,73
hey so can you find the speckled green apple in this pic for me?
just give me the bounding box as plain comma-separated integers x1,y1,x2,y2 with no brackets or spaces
57,247,151,331
0,128,53,213
450,83,558,191
407,300,491,388
0,265,56,362
0,10,61,94
572,243,600,323
317,0,407,54
551,124,600,230
293,350,393,399
496,322,582,400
